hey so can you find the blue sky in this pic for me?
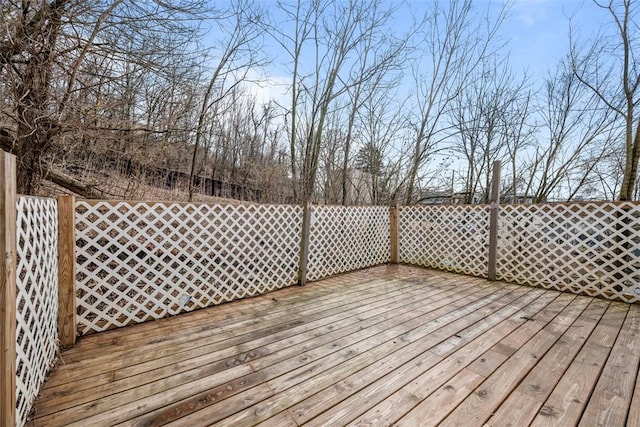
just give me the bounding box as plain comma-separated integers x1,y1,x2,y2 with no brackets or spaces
239,0,611,122
498,0,604,79
246,0,608,101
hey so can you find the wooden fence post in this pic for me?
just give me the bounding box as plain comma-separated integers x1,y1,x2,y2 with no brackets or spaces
390,202,399,264
488,160,501,281
57,195,76,347
297,201,312,286
0,151,17,427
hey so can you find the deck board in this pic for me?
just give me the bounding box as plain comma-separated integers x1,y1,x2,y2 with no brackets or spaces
40,274,442,405
27,265,640,427
484,298,609,426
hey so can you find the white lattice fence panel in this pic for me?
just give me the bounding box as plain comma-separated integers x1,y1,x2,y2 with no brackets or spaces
307,206,390,282
15,197,59,427
75,201,302,334
498,202,640,303
399,205,490,277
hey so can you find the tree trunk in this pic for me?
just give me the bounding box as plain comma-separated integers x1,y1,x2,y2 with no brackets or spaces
619,118,640,201
11,1,66,194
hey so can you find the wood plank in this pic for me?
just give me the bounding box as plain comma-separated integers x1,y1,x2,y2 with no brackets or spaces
485,298,609,426
26,266,640,427
61,266,417,357
35,275,476,416
390,203,398,263
0,151,16,427
33,364,256,426
248,279,492,372
627,346,640,427
207,286,542,427
57,195,77,347
132,281,520,426
41,278,450,403
255,409,298,427
465,349,508,378
347,293,575,426
41,273,462,393
50,270,422,369
294,287,546,427
136,284,504,424
530,302,629,427
578,304,640,426
438,296,591,426
35,272,494,425
66,267,431,354
66,265,402,348
487,160,500,281
297,200,311,285
395,368,485,426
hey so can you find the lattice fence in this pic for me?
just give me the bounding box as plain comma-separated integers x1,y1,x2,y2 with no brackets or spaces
307,205,390,282
399,205,490,278
15,197,59,427
497,202,640,303
75,201,302,335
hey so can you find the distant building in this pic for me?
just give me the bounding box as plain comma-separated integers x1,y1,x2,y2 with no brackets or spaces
417,190,478,205
501,194,533,204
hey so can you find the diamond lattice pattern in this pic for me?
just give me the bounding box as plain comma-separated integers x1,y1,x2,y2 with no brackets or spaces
75,201,302,335
307,206,390,282
399,205,490,278
498,202,640,303
15,197,59,427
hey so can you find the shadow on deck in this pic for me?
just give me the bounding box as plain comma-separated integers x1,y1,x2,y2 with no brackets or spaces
28,265,640,426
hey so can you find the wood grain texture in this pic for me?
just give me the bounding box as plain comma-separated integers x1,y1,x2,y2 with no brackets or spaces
349,292,569,427
57,195,77,347
578,303,640,426
291,286,531,427
297,200,311,285
0,152,16,427
487,160,500,281
485,298,609,427
626,371,640,427
308,287,546,427
39,274,463,417
390,203,399,263
24,266,640,427
530,303,629,427
439,295,590,426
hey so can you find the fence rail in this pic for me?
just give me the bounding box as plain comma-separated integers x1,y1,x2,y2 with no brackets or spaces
399,204,490,278
74,201,303,335
307,205,390,281
398,201,640,303
498,201,640,303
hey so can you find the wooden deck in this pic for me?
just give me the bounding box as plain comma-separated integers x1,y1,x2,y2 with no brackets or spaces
28,265,640,427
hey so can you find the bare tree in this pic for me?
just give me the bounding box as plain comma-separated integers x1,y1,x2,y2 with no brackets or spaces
502,89,535,203
525,58,617,202
570,0,640,200
337,1,407,205
272,0,406,203
402,0,507,203
0,0,206,194
187,0,266,201
356,74,408,205
451,60,527,203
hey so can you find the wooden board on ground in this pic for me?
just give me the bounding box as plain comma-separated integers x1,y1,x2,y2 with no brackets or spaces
25,266,640,427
